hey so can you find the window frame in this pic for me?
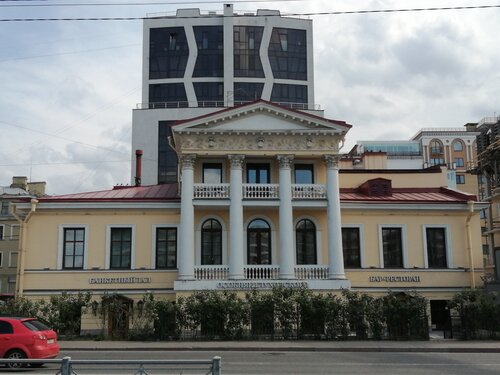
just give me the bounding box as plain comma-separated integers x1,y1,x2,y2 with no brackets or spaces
456,174,465,184
8,251,18,268
62,227,86,270
0,201,9,216
454,157,465,168
294,164,314,184
58,224,89,270
378,224,407,268
295,218,317,265
105,225,136,270
423,224,452,268
452,140,464,151
0,251,3,268
201,219,223,265
342,224,365,268
246,163,270,184
247,218,272,265
153,225,178,270
0,224,3,240
202,163,223,184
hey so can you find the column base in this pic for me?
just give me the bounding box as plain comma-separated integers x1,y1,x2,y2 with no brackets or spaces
177,275,196,281
279,274,296,280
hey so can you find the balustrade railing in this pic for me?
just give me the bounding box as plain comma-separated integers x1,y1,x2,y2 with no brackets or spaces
292,184,326,199
244,265,280,279
295,265,329,279
195,265,229,280
243,184,279,199
193,183,230,199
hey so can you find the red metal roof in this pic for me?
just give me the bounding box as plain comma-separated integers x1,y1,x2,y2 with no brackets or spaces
340,187,476,203
38,184,179,202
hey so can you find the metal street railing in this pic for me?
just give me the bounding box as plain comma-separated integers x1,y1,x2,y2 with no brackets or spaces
0,356,222,375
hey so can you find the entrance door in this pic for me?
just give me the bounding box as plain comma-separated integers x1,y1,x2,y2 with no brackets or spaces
106,296,132,339
430,300,450,331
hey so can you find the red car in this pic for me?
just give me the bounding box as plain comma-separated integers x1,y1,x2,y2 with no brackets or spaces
0,317,59,368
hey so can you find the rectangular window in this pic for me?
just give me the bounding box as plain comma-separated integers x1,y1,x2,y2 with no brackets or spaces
203,163,223,183
9,224,19,240
454,157,464,167
110,228,132,269
9,252,18,268
0,225,3,240
0,202,9,216
342,227,361,268
294,164,314,184
456,174,465,184
426,227,448,268
0,252,3,268
382,227,403,268
63,228,85,269
156,228,177,269
247,164,270,184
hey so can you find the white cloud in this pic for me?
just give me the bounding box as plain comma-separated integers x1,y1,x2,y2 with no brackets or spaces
1,0,500,193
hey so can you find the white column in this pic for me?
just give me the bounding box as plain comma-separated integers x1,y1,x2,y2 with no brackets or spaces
178,155,196,280
278,155,295,279
229,155,245,279
325,155,346,279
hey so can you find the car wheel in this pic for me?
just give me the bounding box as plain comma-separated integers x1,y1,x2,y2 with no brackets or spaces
5,349,27,369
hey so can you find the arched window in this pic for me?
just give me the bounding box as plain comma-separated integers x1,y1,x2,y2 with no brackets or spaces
296,219,317,265
429,139,443,155
247,219,271,265
201,219,222,265
452,140,464,152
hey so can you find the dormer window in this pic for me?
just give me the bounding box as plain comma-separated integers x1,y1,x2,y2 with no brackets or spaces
359,178,392,197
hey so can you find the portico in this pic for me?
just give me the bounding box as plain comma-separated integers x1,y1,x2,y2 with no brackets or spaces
171,100,352,291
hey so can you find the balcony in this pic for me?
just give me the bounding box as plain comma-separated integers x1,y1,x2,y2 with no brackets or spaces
193,183,327,200
193,265,329,280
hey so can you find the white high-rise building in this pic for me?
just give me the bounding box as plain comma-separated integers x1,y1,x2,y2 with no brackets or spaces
132,4,318,185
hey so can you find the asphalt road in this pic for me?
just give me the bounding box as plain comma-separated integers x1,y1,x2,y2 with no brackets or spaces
1,350,500,374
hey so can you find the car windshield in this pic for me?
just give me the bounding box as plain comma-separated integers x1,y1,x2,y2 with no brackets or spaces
22,319,51,331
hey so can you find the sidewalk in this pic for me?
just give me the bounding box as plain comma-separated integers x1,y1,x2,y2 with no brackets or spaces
59,338,500,353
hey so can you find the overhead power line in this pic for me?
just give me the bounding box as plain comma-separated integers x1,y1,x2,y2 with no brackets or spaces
1,4,500,21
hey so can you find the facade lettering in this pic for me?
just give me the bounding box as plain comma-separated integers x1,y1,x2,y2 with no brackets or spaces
216,281,308,290
89,277,151,285
369,276,421,283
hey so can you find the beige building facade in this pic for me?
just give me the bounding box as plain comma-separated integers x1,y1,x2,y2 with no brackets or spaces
12,102,486,334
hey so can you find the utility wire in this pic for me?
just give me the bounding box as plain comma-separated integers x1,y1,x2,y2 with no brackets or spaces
1,4,500,21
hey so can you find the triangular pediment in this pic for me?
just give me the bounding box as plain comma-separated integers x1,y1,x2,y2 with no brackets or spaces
172,100,351,135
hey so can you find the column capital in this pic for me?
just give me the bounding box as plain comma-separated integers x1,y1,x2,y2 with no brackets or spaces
277,155,294,169
324,155,341,169
180,154,196,170
228,154,245,169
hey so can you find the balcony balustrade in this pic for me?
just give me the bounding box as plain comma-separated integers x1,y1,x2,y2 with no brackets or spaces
294,265,329,280
194,265,330,280
243,184,279,199
291,184,326,199
193,184,230,199
194,265,229,280
244,265,280,279
193,183,328,200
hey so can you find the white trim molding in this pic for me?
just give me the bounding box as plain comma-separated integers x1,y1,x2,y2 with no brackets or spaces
105,225,136,270
422,224,453,269
378,224,408,269
57,224,89,270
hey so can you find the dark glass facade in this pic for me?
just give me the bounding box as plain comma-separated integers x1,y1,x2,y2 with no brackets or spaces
234,26,264,78
158,121,178,184
149,83,187,107
268,28,307,80
149,27,189,79
271,84,308,103
194,82,224,103
234,82,264,102
193,26,223,77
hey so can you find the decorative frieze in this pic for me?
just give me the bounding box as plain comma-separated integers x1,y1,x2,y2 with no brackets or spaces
177,134,341,153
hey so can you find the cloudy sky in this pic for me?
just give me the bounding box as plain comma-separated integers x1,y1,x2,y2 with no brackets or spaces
1,0,499,195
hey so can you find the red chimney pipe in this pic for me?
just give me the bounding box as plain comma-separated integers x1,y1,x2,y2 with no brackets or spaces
135,149,143,186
